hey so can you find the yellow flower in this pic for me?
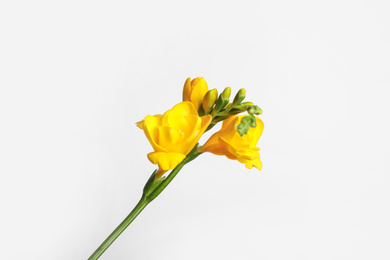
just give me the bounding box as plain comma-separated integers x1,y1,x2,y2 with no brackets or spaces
200,115,264,170
137,101,212,177
182,77,209,111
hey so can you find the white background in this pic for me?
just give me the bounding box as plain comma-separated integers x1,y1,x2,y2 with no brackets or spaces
1,1,390,259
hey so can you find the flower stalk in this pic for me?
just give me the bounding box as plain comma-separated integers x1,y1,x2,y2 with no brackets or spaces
87,76,264,259
87,199,148,260
87,145,202,260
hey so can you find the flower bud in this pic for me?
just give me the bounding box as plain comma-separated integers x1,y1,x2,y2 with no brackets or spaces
212,87,231,115
221,87,231,100
248,106,255,115
241,101,254,106
202,89,218,112
248,105,262,115
232,88,246,105
182,77,209,111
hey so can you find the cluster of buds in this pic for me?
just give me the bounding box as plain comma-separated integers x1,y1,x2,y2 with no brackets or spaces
197,85,262,136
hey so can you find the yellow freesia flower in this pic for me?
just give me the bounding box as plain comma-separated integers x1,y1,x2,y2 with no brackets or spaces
182,77,209,111
137,101,212,178
200,115,264,170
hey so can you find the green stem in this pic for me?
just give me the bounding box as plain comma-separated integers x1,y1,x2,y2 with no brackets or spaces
87,198,149,260
87,145,202,260
147,146,201,202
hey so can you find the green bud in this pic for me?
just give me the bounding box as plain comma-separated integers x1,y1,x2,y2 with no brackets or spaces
212,87,231,116
232,88,246,105
202,89,218,112
237,116,250,137
256,106,263,114
248,106,256,115
249,115,257,127
236,115,257,136
241,101,254,106
248,105,262,115
221,87,231,100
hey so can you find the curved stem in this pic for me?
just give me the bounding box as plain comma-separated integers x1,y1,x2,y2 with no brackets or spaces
87,146,202,260
88,198,149,260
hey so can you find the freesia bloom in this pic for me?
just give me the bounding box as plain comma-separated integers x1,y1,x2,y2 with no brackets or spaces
200,115,264,170
137,101,212,178
182,77,209,111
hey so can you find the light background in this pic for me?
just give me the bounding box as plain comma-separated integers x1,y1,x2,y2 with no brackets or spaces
1,1,390,259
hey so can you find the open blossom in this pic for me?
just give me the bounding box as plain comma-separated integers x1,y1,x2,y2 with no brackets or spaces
200,115,264,170
182,77,209,111
137,101,212,177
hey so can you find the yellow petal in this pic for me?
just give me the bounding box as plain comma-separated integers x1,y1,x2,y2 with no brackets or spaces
201,135,236,159
201,115,238,152
157,126,181,150
217,137,239,159
163,102,199,132
189,77,208,110
240,117,264,147
199,132,220,153
163,101,198,123
236,148,259,161
182,77,192,101
236,147,262,170
251,117,264,146
136,119,145,129
200,114,213,130
221,116,240,140
244,159,262,170
168,116,201,153
191,77,202,86
147,152,186,171
181,114,212,154
143,115,167,152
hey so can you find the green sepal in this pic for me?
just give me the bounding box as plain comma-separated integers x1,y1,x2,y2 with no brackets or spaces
142,170,166,197
198,105,207,116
